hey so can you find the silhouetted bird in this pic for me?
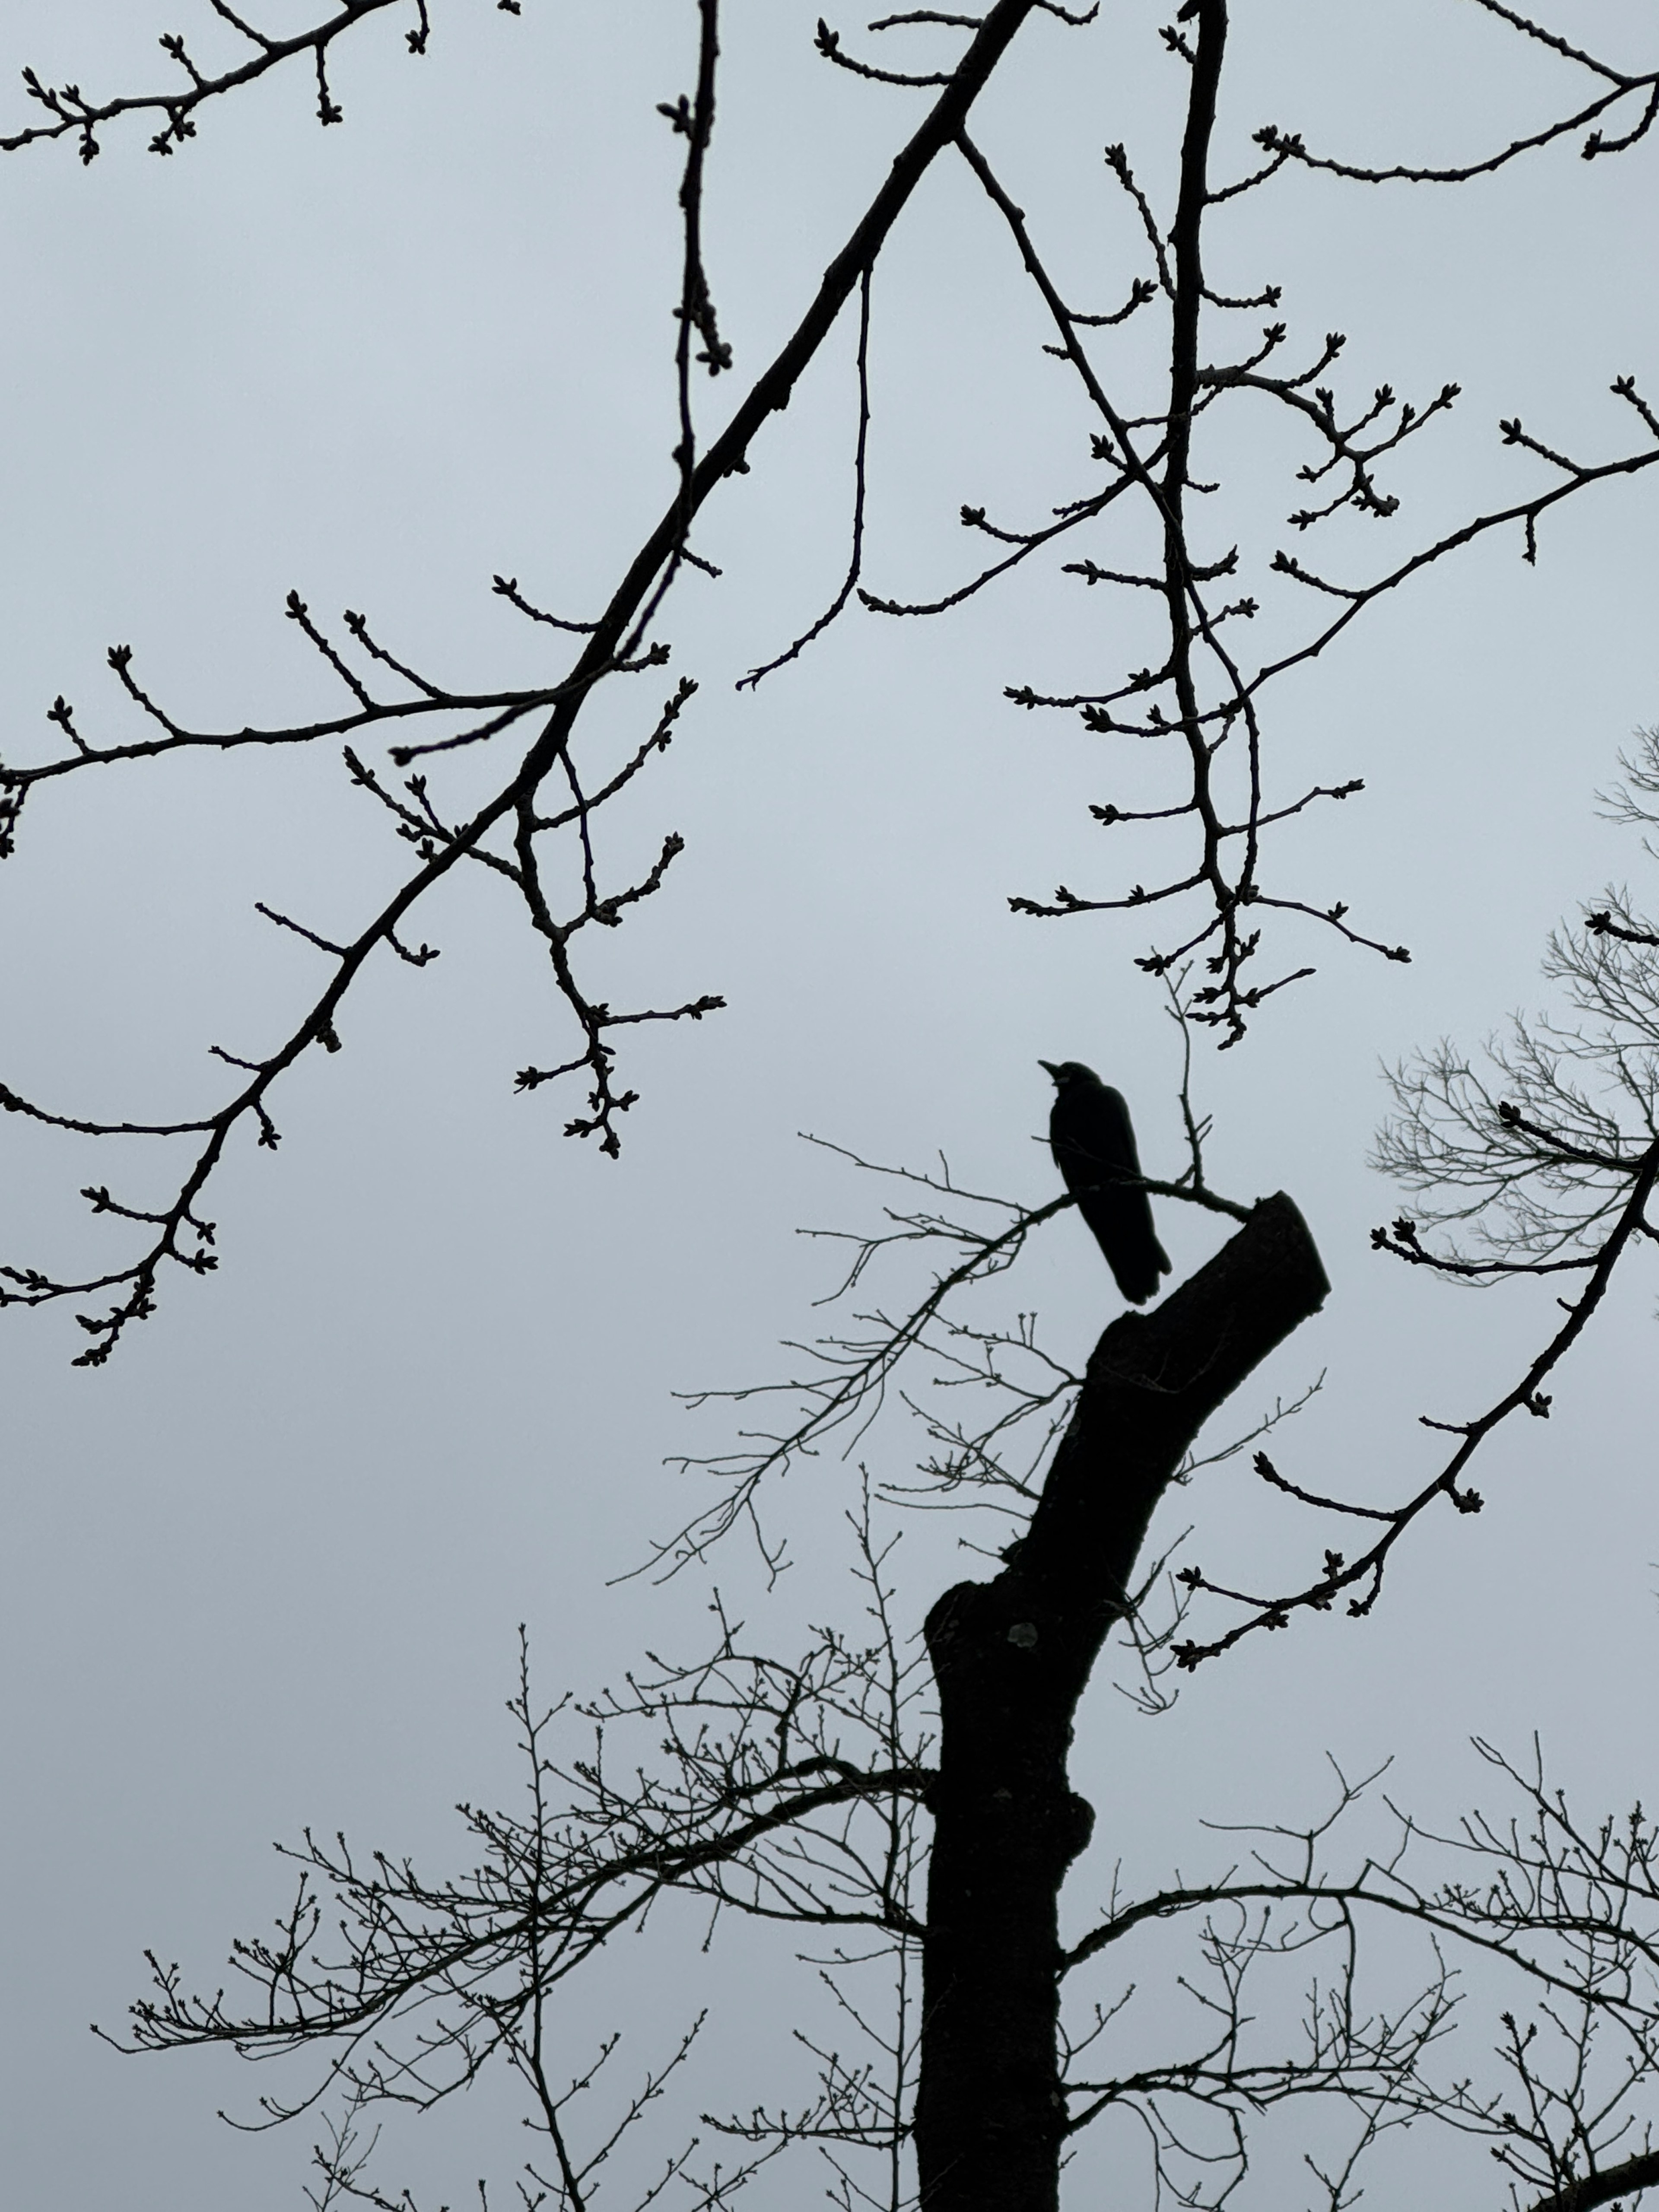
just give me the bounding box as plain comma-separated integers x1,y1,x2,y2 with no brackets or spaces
1040,1060,1171,1304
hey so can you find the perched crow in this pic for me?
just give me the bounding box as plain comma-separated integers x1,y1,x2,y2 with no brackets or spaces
1039,1060,1171,1304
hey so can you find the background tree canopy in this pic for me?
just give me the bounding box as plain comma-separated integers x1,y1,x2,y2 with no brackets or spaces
1,4,1656,2207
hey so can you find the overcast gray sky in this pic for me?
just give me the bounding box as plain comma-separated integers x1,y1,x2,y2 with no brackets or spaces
2,3,1657,2205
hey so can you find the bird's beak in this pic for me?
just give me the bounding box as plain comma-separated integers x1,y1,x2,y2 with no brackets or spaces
1038,1060,1062,1080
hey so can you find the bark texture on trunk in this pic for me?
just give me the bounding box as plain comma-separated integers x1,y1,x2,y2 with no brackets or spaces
914,1192,1329,2212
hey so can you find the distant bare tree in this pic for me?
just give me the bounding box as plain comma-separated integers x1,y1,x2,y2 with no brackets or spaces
1378,728,1659,1275
7,5,1659,2210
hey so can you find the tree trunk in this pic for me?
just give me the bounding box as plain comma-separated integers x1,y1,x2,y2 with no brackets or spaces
914,1192,1330,2212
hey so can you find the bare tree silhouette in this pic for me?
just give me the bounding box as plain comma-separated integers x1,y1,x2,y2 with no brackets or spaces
7,4,1659,2209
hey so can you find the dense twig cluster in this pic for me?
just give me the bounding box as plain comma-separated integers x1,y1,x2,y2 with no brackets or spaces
10,6,1659,2209
663,980,1251,1580
1146,732,1658,1665
112,1503,931,2212
665,807,1655,1671
823,16,1659,1046
0,610,721,1360
5,1,1656,1358
115,1546,1659,2212
1378,736,1659,1274
1075,739,1659,1669
0,0,1064,1355
1055,1744,1659,2212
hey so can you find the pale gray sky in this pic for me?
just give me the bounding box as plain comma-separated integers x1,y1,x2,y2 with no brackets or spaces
2,4,1657,2205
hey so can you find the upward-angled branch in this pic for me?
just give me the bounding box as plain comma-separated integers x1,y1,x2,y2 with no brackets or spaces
0,0,1051,1358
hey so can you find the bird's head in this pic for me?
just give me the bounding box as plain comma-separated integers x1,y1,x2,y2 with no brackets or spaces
1039,1059,1102,1091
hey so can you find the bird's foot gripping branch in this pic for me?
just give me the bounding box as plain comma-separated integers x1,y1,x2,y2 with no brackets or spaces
916,1192,1329,2212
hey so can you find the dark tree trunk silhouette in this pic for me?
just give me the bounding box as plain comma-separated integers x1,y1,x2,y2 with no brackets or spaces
917,1196,1329,2212
8,7,1659,2209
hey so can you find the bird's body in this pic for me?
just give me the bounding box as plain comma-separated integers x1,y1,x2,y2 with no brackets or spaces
1040,1060,1170,1304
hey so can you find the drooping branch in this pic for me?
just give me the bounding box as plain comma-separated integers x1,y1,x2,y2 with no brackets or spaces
1172,1131,1659,1666
1253,0,1658,189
